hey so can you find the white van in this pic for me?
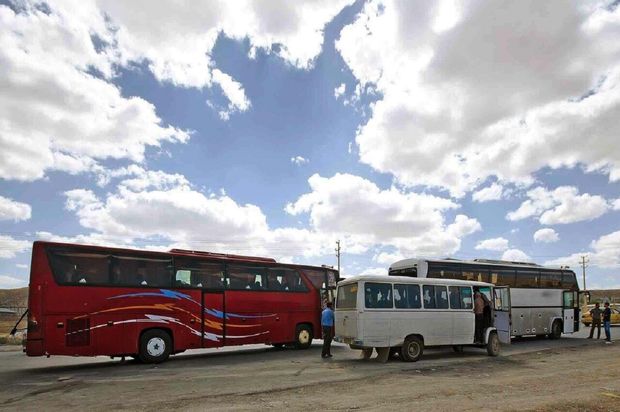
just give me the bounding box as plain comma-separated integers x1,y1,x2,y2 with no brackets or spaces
334,275,511,362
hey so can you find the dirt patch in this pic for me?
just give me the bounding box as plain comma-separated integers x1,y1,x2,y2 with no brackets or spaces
171,344,620,412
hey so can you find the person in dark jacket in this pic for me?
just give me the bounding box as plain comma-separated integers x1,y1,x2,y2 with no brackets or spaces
588,302,602,339
603,302,612,343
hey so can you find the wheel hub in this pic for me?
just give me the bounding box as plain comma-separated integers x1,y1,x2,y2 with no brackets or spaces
147,337,165,357
408,343,419,357
299,330,310,344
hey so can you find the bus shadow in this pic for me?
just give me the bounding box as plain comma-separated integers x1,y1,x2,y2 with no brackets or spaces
18,344,330,375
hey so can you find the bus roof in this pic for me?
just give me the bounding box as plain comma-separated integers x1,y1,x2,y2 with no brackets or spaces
389,257,568,271
32,241,337,273
339,274,493,288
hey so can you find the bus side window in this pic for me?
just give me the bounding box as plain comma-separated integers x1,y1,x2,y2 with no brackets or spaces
435,286,449,309
111,256,173,287
449,286,461,309
423,285,436,308
47,249,110,286
365,283,393,308
394,284,421,309
460,287,473,309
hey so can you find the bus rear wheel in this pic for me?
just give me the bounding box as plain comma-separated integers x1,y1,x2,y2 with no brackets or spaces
549,320,562,340
486,332,500,357
401,336,423,362
294,324,313,349
139,329,172,363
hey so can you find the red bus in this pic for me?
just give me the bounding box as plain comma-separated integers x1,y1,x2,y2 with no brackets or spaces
25,241,338,363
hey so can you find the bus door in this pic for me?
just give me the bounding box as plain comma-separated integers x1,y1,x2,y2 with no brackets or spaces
321,270,338,305
562,291,579,334
202,290,225,348
493,286,511,344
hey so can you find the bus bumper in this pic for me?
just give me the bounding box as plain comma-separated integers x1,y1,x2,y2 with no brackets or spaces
25,339,44,356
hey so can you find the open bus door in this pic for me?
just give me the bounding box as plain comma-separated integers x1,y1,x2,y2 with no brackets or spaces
493,286,511,344
563,290,579,333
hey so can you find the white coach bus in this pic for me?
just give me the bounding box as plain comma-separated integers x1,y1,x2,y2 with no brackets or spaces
389,258,580,338
334,275,511,362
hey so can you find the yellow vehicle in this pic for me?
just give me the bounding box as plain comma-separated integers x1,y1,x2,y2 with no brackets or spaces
582,304,620,326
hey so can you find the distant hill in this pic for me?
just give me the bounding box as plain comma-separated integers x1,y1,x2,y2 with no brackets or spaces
0,287,28,340
588,289,620,303
0,287,28,308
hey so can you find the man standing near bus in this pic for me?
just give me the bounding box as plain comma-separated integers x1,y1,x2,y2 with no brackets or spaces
474,291,484,343
321,301,334,358
603,302,612,343
588,302,602,339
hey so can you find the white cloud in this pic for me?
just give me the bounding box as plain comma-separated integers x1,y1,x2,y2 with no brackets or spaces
533,228,560,243
472,183,504,202
57,168,340,262
50,169,481,268
507,186,611,224
0,5,190,181
546,230,620,269
0,274,27,289
286,173,480,257
475,237,509,252
0,195,31,221
39,0,353,114
291,156,309,166
15,263,28,269
501,248,530,262
613,199,620,210
0,1,355,182
334,83,346,99
0,235,30,259
211,69,252,118
336,1,620,196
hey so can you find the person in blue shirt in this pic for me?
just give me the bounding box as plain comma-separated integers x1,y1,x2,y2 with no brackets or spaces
321,301,334,358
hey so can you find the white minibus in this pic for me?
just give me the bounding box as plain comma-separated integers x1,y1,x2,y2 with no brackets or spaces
334,275,511,362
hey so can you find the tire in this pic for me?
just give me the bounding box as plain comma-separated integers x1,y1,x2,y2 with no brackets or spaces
139,329,172,364
294,324,313,349
452,345,464,353
486,332,500,357
549,320,562,340
401,336,423,362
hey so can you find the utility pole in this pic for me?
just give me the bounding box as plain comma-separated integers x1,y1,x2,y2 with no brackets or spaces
580,255,589,291
335,240,341,276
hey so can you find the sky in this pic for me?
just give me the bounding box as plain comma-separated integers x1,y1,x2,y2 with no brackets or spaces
0,0,619,289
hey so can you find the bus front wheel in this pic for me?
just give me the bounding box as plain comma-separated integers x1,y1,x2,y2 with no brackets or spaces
486,332,500,357
549,320,562,340
401,336,423,362
294,324,313,349
139,329,172,363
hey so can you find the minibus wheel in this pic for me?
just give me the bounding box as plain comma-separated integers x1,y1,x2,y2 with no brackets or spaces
486,332,500,357
401,336,423,362
139,329,172,363
294,324,313,349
